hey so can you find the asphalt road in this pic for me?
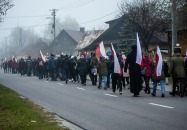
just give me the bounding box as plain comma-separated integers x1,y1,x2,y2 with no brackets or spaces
0,71,187,130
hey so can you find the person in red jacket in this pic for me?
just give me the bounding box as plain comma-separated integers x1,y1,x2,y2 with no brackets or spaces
142,52,153,94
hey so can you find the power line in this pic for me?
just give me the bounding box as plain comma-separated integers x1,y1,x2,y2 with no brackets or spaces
80,10,119,25
2,15,50,19
59,0,95,11
55,10,119,29
0,23,52,30
0,9,119,31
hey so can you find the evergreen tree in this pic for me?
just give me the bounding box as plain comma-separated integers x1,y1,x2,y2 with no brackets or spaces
118,18,136,55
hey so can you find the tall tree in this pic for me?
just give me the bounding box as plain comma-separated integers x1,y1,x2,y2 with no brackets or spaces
118,18,136,54
119,0,171,51
8,27,40,56
119,0,187,52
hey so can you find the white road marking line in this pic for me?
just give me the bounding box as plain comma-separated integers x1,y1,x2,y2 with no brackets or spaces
57,83,64,86
149,103,174,109
45,81,49,82
105,94,118,97
76,87,86,91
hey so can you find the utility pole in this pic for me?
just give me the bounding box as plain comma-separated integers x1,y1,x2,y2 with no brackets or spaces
19,28,22,50
50,9,58,40
171,0,177,56
5,37,8,58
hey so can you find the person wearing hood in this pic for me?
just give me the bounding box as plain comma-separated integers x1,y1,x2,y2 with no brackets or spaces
77,55,88,86
124,44,142,97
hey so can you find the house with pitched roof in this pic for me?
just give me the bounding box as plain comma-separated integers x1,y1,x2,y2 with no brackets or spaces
48,28,104,56
48,28,84,55
81,15,168,55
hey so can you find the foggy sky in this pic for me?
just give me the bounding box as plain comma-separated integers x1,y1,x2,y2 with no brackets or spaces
0,0,122,43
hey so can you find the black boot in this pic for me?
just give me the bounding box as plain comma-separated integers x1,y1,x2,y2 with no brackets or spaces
169,92,175,96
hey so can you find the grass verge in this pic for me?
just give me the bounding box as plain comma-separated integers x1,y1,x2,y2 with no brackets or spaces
0,84,69,130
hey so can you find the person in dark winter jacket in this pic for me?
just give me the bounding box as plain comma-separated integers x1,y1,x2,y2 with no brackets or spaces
62,55,70,84
26,56,32,76
19,58,26,76
124,44,142,97
107,55,113,88
90,53,98,86
57,56,63,80
69,56,77,82
48,54,57,81
163,60,170,85
185,58,187,95
109,54,123,94
97,56,108,90
169,49,186,97
77,55,88,86
44,58,49,80
37,57,44,79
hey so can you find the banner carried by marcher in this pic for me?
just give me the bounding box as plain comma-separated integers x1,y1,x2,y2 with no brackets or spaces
96,41,106,59
136,33,142,65
111,43,121,74
40,50,46,62
156,46,163,76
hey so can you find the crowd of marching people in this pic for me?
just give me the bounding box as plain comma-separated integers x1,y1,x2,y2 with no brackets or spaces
1,44,187,97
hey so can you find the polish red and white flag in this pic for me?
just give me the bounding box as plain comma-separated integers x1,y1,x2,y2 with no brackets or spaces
135,33,144,69
111,43,121,74
136,33,142,65
40,50,46,62
96,41,106,59
156,46,163,76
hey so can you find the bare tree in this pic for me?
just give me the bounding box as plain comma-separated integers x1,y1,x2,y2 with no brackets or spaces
119,0,187,52
119,0,171,51
0,0,13,22
8,27,40,56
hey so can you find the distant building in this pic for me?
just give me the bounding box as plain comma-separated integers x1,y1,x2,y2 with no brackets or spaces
48,28,104,56
76,30,104,52
82,15,169,54
49,28,84,56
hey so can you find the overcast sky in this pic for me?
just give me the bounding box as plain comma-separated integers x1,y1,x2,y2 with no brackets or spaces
0,0,123,43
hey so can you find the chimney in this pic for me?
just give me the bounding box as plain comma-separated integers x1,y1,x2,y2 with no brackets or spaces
80,27,85,33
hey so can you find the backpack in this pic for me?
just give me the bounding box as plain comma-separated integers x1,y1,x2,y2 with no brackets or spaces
39,61,43,66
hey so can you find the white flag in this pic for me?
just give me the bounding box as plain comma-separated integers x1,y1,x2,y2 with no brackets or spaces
136,33,142,65
111,43,121,74
40,50,46,62
156,46,162,76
